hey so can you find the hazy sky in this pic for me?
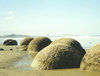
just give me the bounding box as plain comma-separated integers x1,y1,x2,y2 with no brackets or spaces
0,0,100,36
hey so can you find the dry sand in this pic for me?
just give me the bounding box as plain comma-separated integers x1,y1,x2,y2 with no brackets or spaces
0,45,100,76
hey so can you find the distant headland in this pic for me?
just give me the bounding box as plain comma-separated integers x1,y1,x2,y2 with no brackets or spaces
0,34,100,38
0,34,30,38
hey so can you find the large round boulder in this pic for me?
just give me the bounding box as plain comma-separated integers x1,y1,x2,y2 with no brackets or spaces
31,44,83,70
3,39,17,45
19,37,33,51
28,36,51,53
80,44,100,72
50,38,85,56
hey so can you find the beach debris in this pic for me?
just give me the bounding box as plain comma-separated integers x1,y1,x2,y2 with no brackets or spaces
10,49,13,51
19,37,33,51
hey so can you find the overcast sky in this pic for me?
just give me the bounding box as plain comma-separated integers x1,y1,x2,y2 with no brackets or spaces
0,0,100,36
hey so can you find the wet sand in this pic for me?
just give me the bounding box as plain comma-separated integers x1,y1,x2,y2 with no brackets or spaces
1,68,100,76
0,44,27,68
0,45,100,76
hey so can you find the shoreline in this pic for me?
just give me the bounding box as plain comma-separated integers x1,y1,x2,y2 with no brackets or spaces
0,51,27,69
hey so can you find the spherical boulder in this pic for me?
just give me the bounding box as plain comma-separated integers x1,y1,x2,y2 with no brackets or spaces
3,39,17,45
19,37,33,51
50,38,85,56
31,44,83,70
28,36,51,53
80,44,100,72
0,48,4,51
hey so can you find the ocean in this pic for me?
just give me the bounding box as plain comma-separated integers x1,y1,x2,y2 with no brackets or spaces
0,36,100,49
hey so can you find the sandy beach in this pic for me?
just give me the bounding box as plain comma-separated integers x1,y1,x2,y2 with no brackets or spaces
0,45,27,68
1,66,100,76
0,45,100,76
